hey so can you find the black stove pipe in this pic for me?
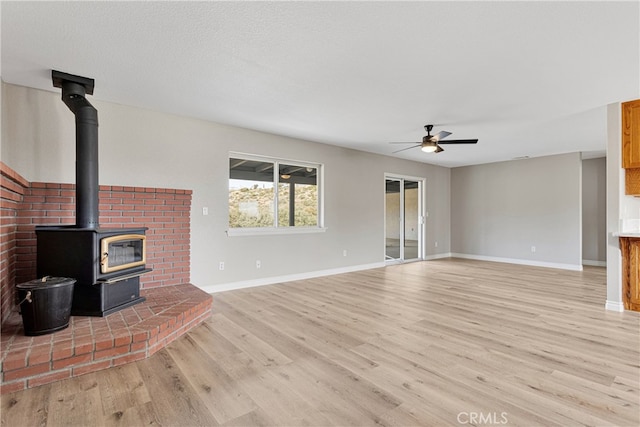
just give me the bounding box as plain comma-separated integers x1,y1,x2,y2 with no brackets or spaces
52,70,99,229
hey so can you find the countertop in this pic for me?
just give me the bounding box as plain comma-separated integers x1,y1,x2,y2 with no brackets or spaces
614,232,640,237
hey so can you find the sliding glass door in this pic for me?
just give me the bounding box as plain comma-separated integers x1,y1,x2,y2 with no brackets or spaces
385,178,402,261
385,176,423,262
403,179,420,260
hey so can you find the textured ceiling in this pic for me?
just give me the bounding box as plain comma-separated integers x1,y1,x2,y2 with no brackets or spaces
2,1,639,167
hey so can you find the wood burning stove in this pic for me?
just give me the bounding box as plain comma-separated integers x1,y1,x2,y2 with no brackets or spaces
36,71,150,317
36,227,150,316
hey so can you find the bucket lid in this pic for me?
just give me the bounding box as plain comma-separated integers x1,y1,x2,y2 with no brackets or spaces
17,277,76,289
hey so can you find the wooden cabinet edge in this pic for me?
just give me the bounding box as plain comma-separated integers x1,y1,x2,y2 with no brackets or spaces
625,168,640,196
621,99,640,169
620,238,632,311
619,236,640,312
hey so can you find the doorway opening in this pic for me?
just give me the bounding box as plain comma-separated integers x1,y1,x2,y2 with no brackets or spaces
385,175,424,263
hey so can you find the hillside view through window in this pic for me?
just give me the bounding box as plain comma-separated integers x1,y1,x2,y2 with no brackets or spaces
229,156,320,229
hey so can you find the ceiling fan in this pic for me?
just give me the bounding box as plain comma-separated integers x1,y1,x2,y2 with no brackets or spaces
390,124,478,153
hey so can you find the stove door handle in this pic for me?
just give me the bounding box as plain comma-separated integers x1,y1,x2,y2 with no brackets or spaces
100,252,108,268
97,268,152,285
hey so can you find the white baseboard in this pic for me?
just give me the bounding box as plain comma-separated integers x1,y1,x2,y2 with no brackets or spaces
450,253,583,271
582,259,607,267
605,300,625,312
424,252,453,260
200,254,588,295
200,262,386,294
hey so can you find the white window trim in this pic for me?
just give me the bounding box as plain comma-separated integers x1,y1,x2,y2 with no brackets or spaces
227,226,328,237
228,152,325,236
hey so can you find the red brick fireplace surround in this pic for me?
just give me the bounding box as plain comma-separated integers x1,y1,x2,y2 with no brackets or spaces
0,162,212,394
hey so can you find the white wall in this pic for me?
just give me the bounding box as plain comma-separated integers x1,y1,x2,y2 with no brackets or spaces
450,153,583,270
581,157,606,265
1,83,451,291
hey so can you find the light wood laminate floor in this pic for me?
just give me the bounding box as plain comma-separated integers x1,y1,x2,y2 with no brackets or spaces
2,258,639,426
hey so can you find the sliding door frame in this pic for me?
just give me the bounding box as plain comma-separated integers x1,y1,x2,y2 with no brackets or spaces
384,173,426,263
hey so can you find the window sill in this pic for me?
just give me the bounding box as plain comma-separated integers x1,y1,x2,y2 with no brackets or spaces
227,227,328,237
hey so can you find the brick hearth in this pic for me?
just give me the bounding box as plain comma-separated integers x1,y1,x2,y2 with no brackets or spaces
1,162,212,394
1,283,212,394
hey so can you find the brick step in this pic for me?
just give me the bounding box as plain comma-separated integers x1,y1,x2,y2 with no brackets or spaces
0,283,212,394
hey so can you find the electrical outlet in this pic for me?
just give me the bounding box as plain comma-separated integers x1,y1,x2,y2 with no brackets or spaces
435,241,438,248
202,207,209,215
256,260,261,269
219,261,225,270
531,246,536,253
343,249,347,257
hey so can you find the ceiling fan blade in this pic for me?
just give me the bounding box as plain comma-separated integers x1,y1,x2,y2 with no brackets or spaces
392,144,422,153
438,139,478,145
432,131,452,141
435,145,444,153
389,141,420,144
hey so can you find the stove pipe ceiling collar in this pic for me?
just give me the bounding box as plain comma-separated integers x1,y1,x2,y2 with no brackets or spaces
52,70,100,229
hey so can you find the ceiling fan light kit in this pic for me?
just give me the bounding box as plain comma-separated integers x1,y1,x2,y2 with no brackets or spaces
421,140,438,153
391,124,478,155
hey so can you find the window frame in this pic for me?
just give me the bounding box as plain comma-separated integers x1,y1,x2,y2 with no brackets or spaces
227,152,326,236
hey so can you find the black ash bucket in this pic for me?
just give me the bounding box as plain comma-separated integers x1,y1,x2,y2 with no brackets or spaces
16,277,76,336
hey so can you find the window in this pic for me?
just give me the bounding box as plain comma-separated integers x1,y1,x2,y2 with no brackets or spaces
229,154,323,234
